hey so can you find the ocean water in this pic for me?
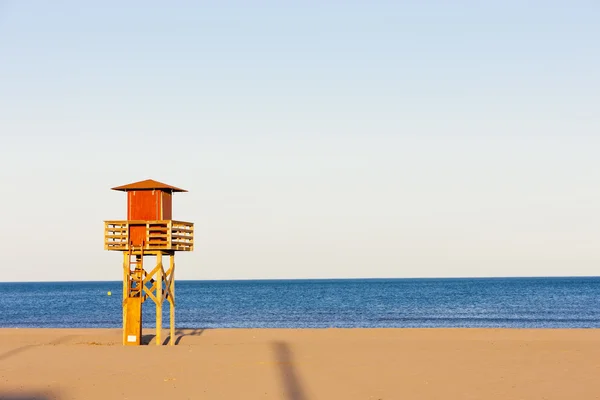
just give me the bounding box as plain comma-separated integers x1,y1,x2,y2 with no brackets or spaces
0,277,599,329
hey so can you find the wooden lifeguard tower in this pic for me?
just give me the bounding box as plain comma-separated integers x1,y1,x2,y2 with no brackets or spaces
104,179,194,346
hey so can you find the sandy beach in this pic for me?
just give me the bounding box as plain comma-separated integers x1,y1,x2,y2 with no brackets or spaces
0,328,599,400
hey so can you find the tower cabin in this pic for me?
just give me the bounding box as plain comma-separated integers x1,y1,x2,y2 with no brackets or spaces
104,179,194,252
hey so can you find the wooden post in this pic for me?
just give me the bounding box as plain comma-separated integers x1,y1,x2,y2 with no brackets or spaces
156,252,163,346
169,254,175,346
122,252,128,346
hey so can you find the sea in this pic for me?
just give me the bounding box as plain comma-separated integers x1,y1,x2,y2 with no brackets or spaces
1,277,599,329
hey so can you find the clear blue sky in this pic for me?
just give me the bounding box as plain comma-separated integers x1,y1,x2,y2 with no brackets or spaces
1,1,599,281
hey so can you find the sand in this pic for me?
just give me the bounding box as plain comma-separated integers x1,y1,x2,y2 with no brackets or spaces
0,328,599,400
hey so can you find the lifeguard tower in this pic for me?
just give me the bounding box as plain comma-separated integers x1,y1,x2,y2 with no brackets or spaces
104,179,194,346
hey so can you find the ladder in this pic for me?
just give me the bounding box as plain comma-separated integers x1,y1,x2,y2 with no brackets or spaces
127,242,145,298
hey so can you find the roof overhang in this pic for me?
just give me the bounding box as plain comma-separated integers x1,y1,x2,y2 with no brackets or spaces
111,179,188,193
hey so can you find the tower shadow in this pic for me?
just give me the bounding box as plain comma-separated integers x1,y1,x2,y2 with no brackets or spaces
141,328,206,345
272,341,308,400
172,328,205,345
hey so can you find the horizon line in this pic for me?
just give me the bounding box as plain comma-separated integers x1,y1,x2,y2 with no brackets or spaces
1,275,598,284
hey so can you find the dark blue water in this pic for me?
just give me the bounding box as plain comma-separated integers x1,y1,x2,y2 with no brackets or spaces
0,277,599,329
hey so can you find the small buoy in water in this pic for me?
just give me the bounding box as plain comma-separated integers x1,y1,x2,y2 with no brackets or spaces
107,291,112,296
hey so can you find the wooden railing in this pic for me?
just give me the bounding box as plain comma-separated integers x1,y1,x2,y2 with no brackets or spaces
104,220,194,252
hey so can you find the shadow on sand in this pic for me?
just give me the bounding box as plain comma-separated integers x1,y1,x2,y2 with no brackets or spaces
272,341,308,400
0,335,76,363
0,393,57,400
141,328,206,345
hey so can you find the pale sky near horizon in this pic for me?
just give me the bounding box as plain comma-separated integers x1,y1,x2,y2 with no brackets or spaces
1,1,599,282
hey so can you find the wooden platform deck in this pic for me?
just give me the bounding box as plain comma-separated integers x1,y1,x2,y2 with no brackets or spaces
104,220,194,252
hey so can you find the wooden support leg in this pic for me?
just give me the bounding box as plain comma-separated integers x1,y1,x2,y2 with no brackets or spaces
169,254,175,346
124,297,142,346
156,253,163,346
122,252,128,346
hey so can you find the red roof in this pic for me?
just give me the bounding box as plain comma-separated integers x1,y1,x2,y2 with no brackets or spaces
111,179,188,193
